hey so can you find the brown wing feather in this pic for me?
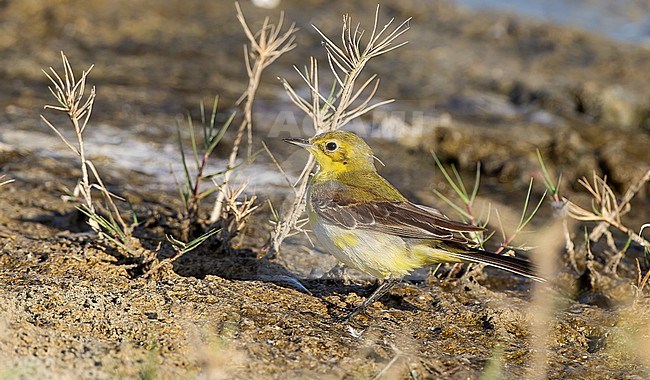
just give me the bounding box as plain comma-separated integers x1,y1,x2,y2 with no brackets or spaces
311,184,484,244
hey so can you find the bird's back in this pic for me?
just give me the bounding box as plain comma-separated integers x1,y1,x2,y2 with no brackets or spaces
311,169,407,204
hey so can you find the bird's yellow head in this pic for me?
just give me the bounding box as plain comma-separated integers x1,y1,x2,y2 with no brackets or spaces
284,131,376,173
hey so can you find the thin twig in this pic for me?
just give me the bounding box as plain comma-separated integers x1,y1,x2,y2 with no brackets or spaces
261,141,297,195
210,2,297,223
0,175,14,187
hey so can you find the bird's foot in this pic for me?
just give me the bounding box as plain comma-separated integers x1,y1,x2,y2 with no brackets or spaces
320,263,351,285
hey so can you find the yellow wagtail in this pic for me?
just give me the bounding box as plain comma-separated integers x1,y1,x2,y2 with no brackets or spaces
284,131,544,320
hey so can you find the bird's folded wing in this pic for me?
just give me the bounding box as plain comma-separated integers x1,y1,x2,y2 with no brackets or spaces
313,195,484,243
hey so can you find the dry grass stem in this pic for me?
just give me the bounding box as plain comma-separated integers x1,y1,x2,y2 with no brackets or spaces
41,52,96,218
0,175,14,187
526,223,563,379
567,170,650,249
41,52,133,248
563,216,578,273
261,141,297,194
607,238,633,275
634,258,650,300
210,2,297,223
217,180,259,236
582,228,602,288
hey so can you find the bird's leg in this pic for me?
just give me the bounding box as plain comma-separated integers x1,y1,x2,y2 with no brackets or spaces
341,278,400,322
321,263,350,284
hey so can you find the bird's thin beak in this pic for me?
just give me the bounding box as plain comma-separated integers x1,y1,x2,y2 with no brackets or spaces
282,137,312,149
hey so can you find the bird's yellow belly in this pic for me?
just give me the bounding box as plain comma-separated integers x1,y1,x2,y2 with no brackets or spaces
311,219,423,279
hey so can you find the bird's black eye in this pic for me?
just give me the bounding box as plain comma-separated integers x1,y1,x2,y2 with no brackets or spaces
325,141,338,151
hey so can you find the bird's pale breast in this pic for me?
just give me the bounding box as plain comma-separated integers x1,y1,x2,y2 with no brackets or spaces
309,213,424,279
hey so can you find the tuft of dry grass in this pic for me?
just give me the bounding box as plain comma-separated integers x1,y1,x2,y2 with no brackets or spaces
538,150,649,280
634,258,650,301
210,2,297,224
525,222,565,380
213,179,259,250
566,169,650,250
537,152,649,299
41,52,136,253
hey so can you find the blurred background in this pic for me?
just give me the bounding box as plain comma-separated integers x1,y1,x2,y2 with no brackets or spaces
0,0,648,254
1,0,649,194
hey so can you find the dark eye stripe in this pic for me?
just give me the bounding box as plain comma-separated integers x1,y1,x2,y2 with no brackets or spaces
325,141,338,151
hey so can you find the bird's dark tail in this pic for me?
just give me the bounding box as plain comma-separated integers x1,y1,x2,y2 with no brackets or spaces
419,242,545,282
451,248,545,283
